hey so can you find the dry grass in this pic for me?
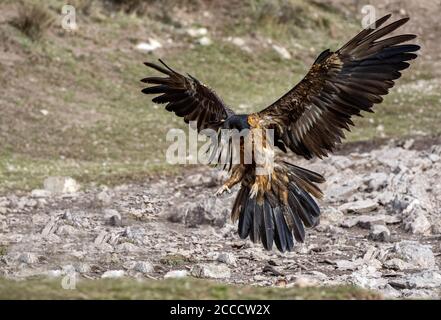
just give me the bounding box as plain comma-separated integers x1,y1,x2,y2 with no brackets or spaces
10,2,54,40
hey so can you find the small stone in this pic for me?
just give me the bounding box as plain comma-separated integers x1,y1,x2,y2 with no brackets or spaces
186,27,208,37
428,154,440,163
44,176,80,194
403,139,414,149
19,253,38,264
339,199,378,214
101,270,125,278
335,259,364,271
341,215,386,229
364,172,389,191
325,177,362,201
393,241,436,269
293,276,319,288
383,258,409,271
216,252,237,266
381,284,401,298
31,189,51,198
135,39,162,53
389,270,441,289
198,36,212,46
349,265,387,290
116,242,139,253
96,190,112,205
171,202,227,228
186,173,216,187
191,263,231,279
368,224,391,242
402,200,431,235
47,270,63,277
75,263,91,273
62,264,76,274
134,261,154,274
56,225,78,236
164,270,188,279
321,207,344,225
104,209,122,227
272,44,291,59
230,37,245,47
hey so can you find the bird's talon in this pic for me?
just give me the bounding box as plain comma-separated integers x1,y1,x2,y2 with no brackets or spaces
215,185,231,196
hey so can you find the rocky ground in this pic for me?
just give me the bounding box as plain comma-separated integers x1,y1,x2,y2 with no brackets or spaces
1,139,441,299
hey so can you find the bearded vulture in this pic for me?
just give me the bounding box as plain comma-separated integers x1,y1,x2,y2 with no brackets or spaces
141,15,419,252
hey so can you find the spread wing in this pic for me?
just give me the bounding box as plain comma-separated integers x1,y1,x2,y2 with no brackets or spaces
256,14,420,159
141,59,234,132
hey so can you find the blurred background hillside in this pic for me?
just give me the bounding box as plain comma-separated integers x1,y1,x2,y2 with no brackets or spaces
0,0,440,192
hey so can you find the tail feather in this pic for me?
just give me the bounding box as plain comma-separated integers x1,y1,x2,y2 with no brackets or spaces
251,201,263,243
273,207,292,252
233,161,324,252
262,200,275,250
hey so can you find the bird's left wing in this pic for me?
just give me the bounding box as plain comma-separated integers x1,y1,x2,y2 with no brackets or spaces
255,14,419,159
141,59,234,132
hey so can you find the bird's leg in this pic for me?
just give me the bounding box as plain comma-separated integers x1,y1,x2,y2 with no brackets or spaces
215,165,245,196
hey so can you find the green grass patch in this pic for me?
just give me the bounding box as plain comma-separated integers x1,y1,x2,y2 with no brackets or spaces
0,277,382,300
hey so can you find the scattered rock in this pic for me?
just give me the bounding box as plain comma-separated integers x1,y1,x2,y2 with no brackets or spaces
217,252,237,266
116,242,140,253
272,44,291,59
104,209,122,227
393,241,436,269
198,36,212,46
186,27,208,37
75,263,91,273
229,37,245,47
191,263,231,279
364,172,389,191
339,199,378,214
227,37,251,52
96,190,112,205
292,276,319,288
164,270,188,279
325,177,362,201
135,39,162,53
383,258,410,271
335,259,364,271
402,199,431,235
428,153,440,163
44,177,80,194
349,265,387,290
389,270,441,289
341,215,384,229
101,270,125,278
381,284,401,298
321,207,344,225
31,189,51,198
170,202,227,228
19,253,38,264
186,173,217,187
263,265,284,276
368,225,391,242
134,261,154,274
56,225,78,236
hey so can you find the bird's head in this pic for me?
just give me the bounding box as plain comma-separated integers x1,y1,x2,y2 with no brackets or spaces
221,114,250,131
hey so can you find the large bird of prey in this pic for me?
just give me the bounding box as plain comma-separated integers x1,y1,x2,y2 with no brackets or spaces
141,15,419,252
